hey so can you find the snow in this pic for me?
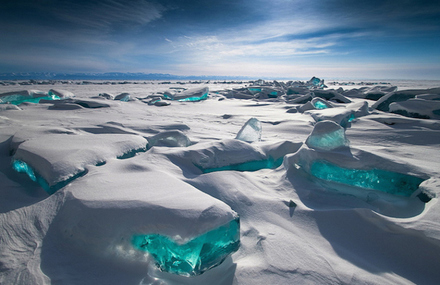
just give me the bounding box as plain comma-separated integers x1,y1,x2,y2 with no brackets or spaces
389,98,440,119
1,79,440,284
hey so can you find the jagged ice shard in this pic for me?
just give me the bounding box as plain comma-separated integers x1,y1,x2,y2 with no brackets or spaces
305,120,349,151
236,117,262,143
311,98,332,110
132,217,240,276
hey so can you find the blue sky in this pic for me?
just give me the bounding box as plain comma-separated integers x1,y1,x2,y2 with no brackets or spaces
1,0,439,79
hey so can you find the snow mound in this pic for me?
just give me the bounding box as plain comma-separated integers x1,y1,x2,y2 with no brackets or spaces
155,139,301,174
389,98,440,119
342,86,397,100
372,88,440,112
12,133,148,191
54,161,238,268
287,121,432,216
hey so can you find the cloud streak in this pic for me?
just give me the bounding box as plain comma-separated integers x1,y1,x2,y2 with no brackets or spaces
49,0,167,31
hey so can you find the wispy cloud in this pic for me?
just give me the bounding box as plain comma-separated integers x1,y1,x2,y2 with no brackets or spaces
164,22,372,63
50,0,167,30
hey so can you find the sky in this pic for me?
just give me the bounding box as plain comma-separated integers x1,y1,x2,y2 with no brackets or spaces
1,0,440,79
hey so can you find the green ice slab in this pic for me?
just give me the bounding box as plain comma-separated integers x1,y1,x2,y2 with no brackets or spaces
177,92,208,102
201,157,283,173
313,100,329,109
248,87,262,94
132,217,240,276
310,160,425,197
12,159,86,195
0,94,60,105
348,113,356,122
12,160,37,181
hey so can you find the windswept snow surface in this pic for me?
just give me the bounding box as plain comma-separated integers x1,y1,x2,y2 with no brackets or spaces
1,79,440,284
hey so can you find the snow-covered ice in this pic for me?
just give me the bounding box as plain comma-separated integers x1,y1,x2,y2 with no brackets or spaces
1,78,440,284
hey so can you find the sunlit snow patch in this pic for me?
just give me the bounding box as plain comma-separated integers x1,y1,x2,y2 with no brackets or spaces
236,117,262,143
132,217,240,276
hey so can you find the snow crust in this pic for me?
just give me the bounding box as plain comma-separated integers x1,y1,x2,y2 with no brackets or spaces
1,79,440,284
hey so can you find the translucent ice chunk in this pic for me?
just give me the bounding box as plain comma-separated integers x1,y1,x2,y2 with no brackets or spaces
310,160,425,197
306,77,326,89
170,87,209,102
236,118,262,143
114,93,131,101
313,100,328,109
305,120,349,151
311,98,332,110
132,217,240,276
178,93,208,102
147,130,191,148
